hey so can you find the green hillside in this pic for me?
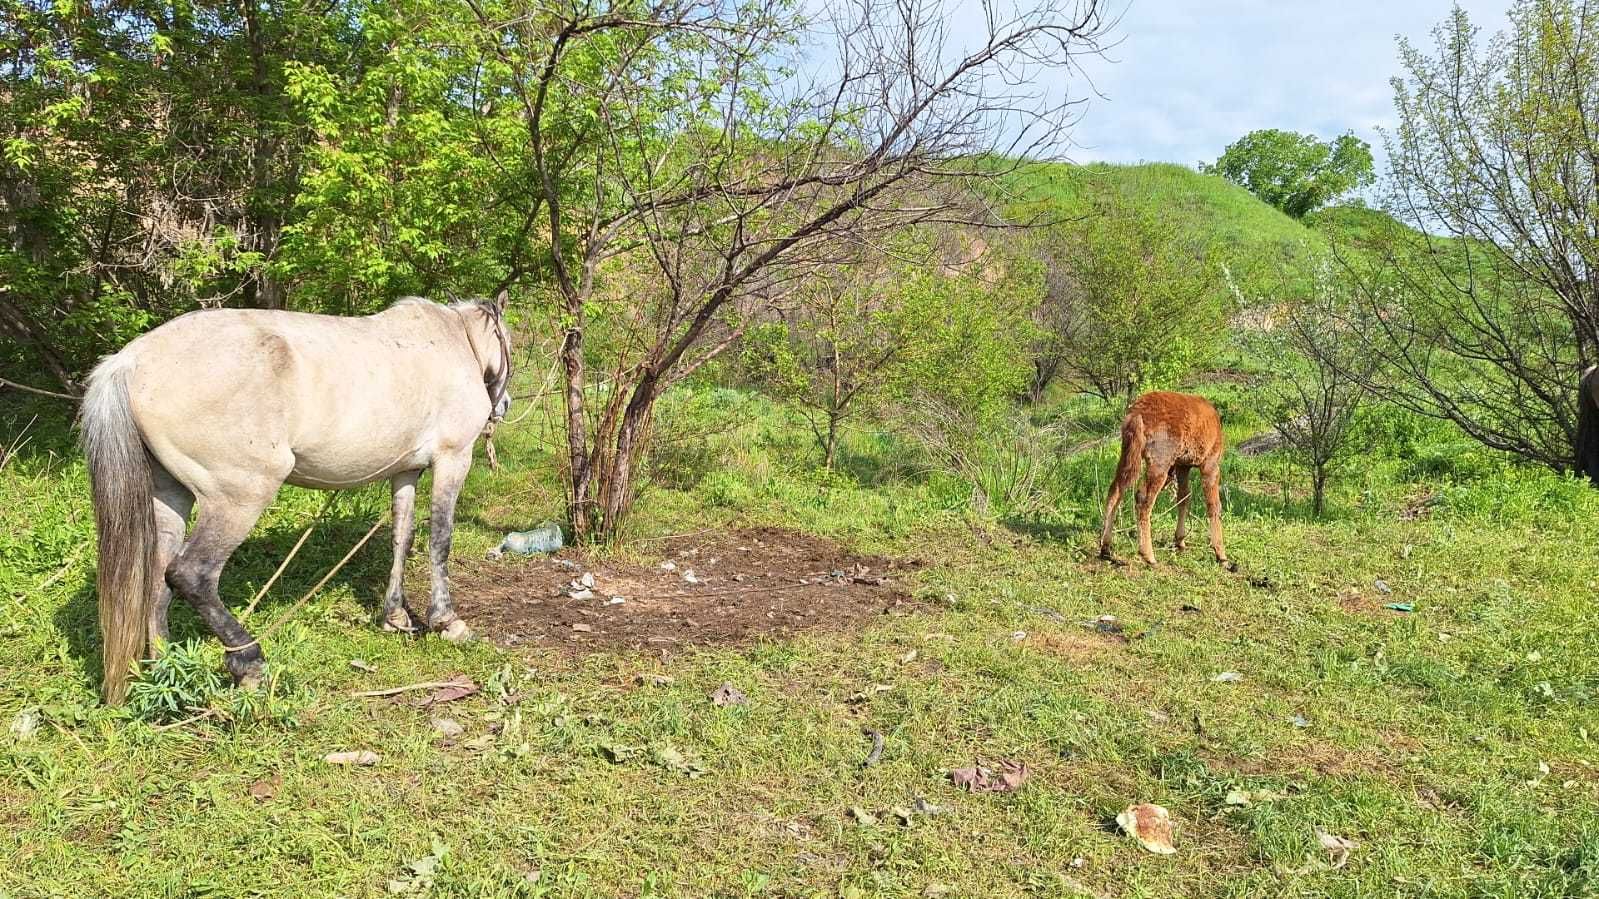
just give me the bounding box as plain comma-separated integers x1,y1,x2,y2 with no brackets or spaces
1008,161,1428,304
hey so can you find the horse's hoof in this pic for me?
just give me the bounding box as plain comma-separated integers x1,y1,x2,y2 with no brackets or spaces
439,618,472,643
382,608,415,633
226,651,265,689
1222,560,1239,573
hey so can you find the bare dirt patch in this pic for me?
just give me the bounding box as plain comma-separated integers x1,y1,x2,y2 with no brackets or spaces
450,527,920,654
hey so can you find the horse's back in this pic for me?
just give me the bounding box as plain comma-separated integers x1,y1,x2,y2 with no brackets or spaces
113,304,487,492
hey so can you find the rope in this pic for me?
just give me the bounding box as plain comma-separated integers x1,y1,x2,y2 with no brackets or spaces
481,419,499,472
240,492,343,621
221,514,389,653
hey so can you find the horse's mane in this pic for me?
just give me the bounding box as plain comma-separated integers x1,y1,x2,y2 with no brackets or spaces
390,295,494,313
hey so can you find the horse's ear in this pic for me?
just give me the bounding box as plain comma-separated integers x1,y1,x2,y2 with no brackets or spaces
493,288,509,315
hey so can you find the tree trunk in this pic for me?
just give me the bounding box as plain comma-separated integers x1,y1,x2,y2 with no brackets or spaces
0,295,78,391
1312,467,1326,516
240,0,285,309
823,414,839,470
562,323,596,538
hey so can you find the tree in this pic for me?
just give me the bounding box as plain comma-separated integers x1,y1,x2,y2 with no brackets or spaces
1,0,361,387
463,0,1113,541
1040,185,1226,400
1204,129,1375,218
1335,1,1599,473
1247,263,1375,515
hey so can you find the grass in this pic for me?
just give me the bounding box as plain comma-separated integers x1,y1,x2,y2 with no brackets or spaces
3,375,1598,899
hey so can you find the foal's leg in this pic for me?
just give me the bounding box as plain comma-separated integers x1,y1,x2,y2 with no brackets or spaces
1099,468,1138,563
1201,462,1235,570
423,449,473,641
147,466,194,651
1172,465,1192,552
166,487,278,686
380,471,420,633
1134,465,1170,566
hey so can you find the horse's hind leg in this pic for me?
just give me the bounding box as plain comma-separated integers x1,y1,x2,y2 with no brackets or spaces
166,486,277,686
147,465,194,651
1172,465,1192,552
380,471,420,633
423,449,473,641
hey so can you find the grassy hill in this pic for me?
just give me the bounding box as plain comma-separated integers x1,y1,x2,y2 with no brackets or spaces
1010,161,1428,302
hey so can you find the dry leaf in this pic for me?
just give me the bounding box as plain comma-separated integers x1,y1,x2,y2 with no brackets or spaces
1316,828,1356,868
848,806,879,826
710,682,748,707
416,678,479,706
948,759,1029,793
9,708,39,742
324,750,380,766
635,673,675,687
571,623,593,633
1212,671,1243,683
1117,803,1177,854
248,775,282,801
349,658,377,673
431,718,464,738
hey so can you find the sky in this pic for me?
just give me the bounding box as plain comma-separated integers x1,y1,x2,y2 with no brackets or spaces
1050,0,1514,167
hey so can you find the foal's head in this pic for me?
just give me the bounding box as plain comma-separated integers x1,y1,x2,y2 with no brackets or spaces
457,290,514,420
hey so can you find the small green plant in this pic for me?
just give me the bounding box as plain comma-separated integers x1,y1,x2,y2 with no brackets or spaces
126,639,309,728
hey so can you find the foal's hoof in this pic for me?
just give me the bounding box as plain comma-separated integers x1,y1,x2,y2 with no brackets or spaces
382,608,416,633
438,618,473,643
1221,559,1239,573
1099,550,1126,567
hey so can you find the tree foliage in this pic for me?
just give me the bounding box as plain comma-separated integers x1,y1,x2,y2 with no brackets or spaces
1,0,357,385
1336,0,1599,472
1032,184,1227,400
1239,261,1375,515
1204,129,1375,218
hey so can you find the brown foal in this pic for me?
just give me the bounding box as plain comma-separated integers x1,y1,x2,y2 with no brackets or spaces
1098,391,1234,569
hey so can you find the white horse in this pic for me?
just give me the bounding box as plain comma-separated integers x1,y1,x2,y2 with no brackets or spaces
80,294,512,703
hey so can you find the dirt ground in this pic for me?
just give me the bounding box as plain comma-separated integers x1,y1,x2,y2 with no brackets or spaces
450,527,920,654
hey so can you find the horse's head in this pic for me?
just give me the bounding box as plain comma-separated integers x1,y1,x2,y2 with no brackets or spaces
459,290,514,421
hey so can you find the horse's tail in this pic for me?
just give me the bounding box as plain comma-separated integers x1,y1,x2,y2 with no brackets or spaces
79,353,154,704
1579,366,1599,486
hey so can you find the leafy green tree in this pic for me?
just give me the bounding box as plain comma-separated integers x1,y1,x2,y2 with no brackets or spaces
1334,1,1599,473
462,0,1112,540
1240,262,1376,515
1,0,361,386
1204,129,1374,218
1041,186,1227,400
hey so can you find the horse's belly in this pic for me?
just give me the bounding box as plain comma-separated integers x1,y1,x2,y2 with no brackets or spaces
286,443,434,489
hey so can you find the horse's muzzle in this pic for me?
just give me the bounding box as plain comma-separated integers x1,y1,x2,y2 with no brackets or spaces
493,394,511,420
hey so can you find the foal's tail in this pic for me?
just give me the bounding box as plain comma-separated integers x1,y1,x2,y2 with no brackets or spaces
79,353,155,704
1114,412,1148,487
1579,366,1599,486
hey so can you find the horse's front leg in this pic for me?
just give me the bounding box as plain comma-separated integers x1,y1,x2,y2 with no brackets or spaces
380,471,420,633
424,449,473,641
